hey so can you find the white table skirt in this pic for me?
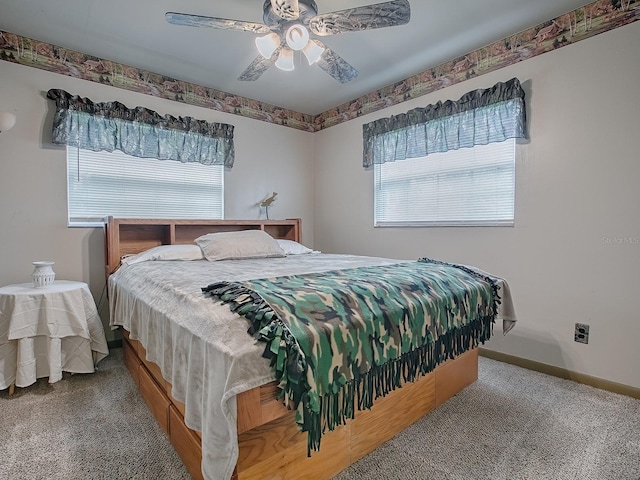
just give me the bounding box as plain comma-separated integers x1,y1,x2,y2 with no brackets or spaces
0,281,109,390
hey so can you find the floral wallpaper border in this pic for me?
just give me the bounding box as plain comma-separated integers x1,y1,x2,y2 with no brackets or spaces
316,0,639,130
1,0,637,133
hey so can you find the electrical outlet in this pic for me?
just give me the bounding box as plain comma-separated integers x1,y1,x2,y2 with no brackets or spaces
575,323,589,344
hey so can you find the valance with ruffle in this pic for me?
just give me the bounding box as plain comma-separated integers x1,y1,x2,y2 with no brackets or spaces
47,89,235,167
362,78,526,168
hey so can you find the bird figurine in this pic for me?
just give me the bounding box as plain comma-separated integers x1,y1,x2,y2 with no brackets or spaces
260,192,278,219
260,192,278,207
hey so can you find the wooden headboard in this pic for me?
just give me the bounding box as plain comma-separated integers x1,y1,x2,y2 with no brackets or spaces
103,217,301,276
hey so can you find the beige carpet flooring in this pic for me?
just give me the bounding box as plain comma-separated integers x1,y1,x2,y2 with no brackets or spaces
1,348,639,480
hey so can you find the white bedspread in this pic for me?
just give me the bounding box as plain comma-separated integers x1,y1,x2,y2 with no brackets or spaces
108,254,516,480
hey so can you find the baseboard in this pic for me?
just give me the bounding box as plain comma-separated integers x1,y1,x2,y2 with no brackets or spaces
478,348,640,400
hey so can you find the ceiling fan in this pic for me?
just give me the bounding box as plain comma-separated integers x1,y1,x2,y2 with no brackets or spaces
165,0,411,84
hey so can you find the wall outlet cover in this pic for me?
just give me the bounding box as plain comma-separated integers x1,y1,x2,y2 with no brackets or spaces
575,323,589,344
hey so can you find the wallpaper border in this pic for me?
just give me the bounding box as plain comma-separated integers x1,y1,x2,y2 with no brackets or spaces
1,0,637,133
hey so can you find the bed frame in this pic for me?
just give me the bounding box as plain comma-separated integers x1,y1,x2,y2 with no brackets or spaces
104,217,479,480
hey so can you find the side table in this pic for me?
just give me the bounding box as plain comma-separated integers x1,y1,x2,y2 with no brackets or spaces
0,280,109,394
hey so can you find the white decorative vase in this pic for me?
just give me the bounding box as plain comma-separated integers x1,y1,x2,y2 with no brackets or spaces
32,261,56,288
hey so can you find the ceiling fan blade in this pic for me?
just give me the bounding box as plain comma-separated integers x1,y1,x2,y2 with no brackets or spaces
313,41,358,84
309,0,411,37
165,12,270,34
238,48,281,81
270,0,300,21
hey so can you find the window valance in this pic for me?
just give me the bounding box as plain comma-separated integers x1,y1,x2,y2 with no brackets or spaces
362,78,526,168
47,89,235,167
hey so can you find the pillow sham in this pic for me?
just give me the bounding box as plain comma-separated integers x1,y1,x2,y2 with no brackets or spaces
123,244,204,265
195,229,285,261
276,239,320,255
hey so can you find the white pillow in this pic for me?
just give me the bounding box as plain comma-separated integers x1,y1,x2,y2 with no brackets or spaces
123,244,204,265
277,239,320,255
195,230,285,261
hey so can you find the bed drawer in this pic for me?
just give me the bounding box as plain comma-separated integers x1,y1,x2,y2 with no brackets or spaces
121,329,169,392
435,348,478,407
122,338,141,387
122,329,141,354
350,369,436,462
137,344,169,393
139,363,170,436
237,382,289,434
169,405,204,480
237,411,350,480
167,389,202,442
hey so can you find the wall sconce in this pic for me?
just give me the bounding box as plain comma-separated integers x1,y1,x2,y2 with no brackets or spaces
0,112,17,133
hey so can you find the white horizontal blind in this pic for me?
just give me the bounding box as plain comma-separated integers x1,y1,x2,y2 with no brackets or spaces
67,147,223,226
374,139,515,227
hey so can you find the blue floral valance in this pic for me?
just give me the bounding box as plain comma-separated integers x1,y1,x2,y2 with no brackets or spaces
47,89,235,167
362,78,526,168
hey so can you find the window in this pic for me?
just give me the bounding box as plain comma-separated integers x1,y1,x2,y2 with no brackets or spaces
374,140,515,227
67,147,224,226
364,78,526,227
48,89,234,227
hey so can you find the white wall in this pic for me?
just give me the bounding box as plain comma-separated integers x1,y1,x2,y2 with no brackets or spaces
312,22,640,389
0,60,315,341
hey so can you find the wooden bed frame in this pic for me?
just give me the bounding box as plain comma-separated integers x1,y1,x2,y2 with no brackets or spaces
104,217,480,480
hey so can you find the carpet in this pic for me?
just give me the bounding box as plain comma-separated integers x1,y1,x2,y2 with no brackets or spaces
0,349,189,479
1,349,638,479
334,355,640,480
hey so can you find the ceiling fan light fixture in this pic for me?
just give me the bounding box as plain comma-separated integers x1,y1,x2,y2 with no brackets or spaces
255,32,281,59
285,24,309,51
275,48,295,71
302,39,325,65
167,0,411,83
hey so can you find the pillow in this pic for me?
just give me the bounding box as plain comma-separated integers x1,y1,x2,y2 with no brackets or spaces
276,239,320,255
123,244,204,265
195,230,285,261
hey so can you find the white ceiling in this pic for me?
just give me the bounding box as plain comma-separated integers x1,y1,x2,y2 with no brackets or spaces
0,0,591,115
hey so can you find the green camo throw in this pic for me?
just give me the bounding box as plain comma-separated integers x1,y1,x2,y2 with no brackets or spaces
202,258,500,454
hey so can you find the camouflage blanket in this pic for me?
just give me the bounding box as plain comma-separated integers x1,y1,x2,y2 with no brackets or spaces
202,258,499,453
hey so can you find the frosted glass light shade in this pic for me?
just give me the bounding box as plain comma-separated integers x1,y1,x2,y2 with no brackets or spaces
285,24,309,51
255,33,280,59
0,112,16,133
302,40,325,65
275,48,295,71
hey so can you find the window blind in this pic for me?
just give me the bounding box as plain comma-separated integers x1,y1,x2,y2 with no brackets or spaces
67,147,224,226
374,139,515,226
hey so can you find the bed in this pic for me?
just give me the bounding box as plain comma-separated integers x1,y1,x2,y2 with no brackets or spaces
105,217,516,480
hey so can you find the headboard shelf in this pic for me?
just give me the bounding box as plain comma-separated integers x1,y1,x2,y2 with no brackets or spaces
104,217,301,276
